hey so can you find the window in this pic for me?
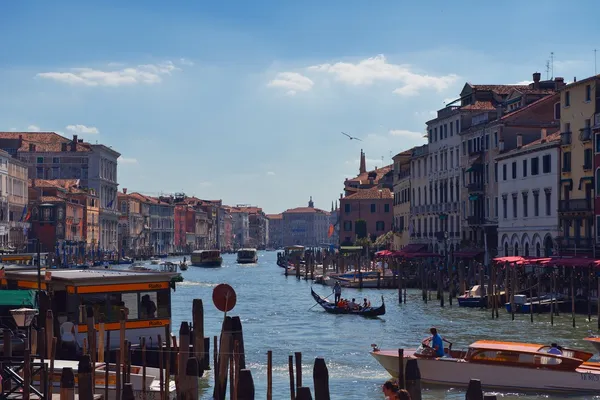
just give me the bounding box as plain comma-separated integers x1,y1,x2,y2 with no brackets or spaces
503,197,507,219
562,152,571,172
586,85,591,102
522,192,528,217
53,157,60,164
597,169,600,193
344,204,351,213
495,197,498,218
554,102,561,120
370,204,376,213
503,164,507,180
36,167,43,178
545,191,551,216
486,197,490,218
531,157,539,175
79,290,170,323
462,141,466,155
512,162,517,179
512,194,518,218
565,91,570,107
542,154,551,173
485,163,489,183
343,221,352,231
376,221,385,231
522,159,528,177
456,120,459,133
36,157,44,164
384,204,390,213
584,149,593,170
494,163,498,182
533,192,539,217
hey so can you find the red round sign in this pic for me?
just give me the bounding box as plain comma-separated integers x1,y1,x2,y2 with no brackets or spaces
212,283,237,312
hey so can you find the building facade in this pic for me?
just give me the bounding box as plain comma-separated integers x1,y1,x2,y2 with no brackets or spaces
119,191,150,256
339,187,393,245
497,131,561,257
281,197,330,247
266,214,283,248
558,75,599,256
2,151,29,250
392,150,412,250
409,144,429,247
231,209,250,249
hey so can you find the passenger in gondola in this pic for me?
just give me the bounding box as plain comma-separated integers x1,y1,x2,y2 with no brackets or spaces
348,298,358,310
363,298,370,309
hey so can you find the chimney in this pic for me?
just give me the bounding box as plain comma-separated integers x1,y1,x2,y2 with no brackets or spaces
123,188,127,194
574,77,577,83
554,77,565,90
540,128,547,143
533,72,541,89
496,104,504,118
71,135,77,152
359,149,366,174
499,139,505,152
516,134,523,149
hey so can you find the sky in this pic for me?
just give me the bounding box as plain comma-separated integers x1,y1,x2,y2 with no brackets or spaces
0,1,598,214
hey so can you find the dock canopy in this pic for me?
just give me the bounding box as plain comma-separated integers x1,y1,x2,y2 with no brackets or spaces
0,290,36,307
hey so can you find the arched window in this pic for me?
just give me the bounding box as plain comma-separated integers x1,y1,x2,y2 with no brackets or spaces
504,243,509,256
536,243,541,258
514,243,519,256
596,168,600,193
544,236,554,257
525,243,529,257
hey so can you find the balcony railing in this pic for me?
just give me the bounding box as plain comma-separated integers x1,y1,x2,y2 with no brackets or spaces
467,182,484,192
467,215,484,225
558,199,592,212
560,237,593,249
580,127,592,142
560,131,572,145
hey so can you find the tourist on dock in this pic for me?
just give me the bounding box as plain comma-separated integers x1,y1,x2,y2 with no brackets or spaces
395,389,411,400
333,281,342,304
382,380,398,399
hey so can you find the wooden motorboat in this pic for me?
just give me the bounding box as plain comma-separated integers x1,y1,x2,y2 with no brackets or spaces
310,288,385,317
505,293,567,313
584,335,600,354
371,339,600,394
237,248,258,264
35,359,176,399
457,285,488,308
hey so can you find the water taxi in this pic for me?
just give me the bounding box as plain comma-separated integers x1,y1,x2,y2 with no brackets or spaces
35,359,176,399
190,249,223,267
2,268,180,355
237,248,258,264
371,339,600,394
585,335,600,353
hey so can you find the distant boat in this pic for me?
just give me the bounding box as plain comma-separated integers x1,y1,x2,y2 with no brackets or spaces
310,288,385,317
237,248,258,264
190,250,223,267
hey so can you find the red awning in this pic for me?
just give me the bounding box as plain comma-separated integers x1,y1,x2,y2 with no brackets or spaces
493,256,524,263
401,244,427,253
404,252,443,258
454,251,483,258
544,257,596,267
375,250,393,257
516,257,552,265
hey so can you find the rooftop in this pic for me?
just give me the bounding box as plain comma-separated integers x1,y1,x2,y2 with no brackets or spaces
346,165,392,185
0,132,92,153
283,207,329,214
344,187,393,200
470,84,529,95
266,213,283,220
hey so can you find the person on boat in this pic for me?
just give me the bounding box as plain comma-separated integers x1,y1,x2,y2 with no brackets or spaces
547,342,563,356
363,298,371,309
348,298,358,310
141,294,157,318
395,389,411,400
333,281,342,304
422,327,451,357
382,380,398,399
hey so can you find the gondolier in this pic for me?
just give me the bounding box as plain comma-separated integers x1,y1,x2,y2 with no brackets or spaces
333,281,342,304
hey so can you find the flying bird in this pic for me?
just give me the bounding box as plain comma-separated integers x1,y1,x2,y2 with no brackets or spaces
341,131,362,141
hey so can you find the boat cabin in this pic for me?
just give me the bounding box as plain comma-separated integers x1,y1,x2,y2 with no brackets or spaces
190,250,223,266
2,268,179,352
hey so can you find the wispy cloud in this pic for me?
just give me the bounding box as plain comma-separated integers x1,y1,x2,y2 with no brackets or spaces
66,124,99,134
27,125,40,132
118,157,138,164
179,58,194,66
36,61,180,87
308,54,459,96
389,129,425,140
512,80,532,85
267,72,314,96
266,171,276,176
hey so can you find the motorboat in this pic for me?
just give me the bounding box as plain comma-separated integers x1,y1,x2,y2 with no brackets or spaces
457,285,488,308
150,257,160,265
584,334,600,354
190,250,223,267
237,248,258,264
36,359,176,399
371,339,600,394
505,293,566,313
179,261,188,271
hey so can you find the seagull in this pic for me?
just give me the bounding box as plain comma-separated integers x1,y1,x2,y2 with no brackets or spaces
341,131,362,141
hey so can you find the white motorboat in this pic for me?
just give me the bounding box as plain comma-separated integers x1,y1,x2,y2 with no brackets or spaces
35,359,177,399
371,340,600,394
237,248,258,264
150,257,160,265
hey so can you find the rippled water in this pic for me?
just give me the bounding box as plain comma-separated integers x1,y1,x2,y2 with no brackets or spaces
162,251,600,399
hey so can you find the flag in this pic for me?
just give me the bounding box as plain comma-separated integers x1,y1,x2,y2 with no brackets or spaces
107,199,114,208
327,224,334,238
19,206,27,222
24,209,31,222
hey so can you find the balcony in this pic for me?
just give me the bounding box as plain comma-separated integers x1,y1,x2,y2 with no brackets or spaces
397,170,410,180
467,182,484,193
558,199,592,212
467,215,484,225
560,131,572,145
580,127,592,142
559,237,593,250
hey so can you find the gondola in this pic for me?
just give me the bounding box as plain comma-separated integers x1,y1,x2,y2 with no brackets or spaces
310,288,385,317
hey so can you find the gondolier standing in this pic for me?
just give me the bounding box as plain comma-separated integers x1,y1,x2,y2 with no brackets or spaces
333,281,342,304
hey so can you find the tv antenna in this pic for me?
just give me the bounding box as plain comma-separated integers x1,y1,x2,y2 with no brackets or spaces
545,60,550,80
550,52,554,79
595,49,597,75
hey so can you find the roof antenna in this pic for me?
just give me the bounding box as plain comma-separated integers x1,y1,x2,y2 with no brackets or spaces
545,60,550,81
595,49,597,75
550,52,554,80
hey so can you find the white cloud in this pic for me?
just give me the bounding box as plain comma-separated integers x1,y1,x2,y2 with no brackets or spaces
267,72,314,95
36,61,180,87
179,58,195,66
118,157,138,164
389,129,426,139
308,54,459,96
266,171,276,176
513,81,532,85
414,110,437,118
27,125,40,132
66,124,99,134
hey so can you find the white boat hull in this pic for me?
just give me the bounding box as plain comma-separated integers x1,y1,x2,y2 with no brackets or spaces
371,350,600,394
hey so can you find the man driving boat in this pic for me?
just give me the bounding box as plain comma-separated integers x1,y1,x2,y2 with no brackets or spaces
422,327,452,357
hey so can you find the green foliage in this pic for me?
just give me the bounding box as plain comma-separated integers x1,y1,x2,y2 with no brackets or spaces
374,231,394,248
355,237,371,248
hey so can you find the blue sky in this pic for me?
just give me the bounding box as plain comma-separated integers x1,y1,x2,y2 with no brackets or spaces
0,1,598,214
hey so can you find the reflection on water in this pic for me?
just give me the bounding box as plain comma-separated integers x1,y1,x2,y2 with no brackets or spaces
158,252,600,400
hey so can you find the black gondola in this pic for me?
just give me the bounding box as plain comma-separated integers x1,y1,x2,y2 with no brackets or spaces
310,288,385,317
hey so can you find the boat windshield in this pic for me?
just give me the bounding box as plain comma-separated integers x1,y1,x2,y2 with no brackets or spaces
77,289,170,323
466,348,565,366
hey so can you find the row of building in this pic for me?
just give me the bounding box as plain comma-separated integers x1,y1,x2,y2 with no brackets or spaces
0,131,271,258
338,72,600,264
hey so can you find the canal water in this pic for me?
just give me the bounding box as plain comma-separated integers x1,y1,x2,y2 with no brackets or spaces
164,251,600,399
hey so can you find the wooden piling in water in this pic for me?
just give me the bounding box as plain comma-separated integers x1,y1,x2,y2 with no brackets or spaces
186,357,200,400
215,317,233,400
571,268,576,328
46,309,54,359
313,357,330,400
59,367,75,400
193,299,206,370
115,349,122,400
237,369,255,400
288,355,295,400
177,322,190,396
78,354,94,400
295,351,303,389
213,335,220,400
267,350,273,400
465,378,484,400
231,316,246,369
157,335,164,400
405,359,421,400
122,383,135,400
49,336,57,398
105,330,111,400
23,347,31,400
397,349,405,389
141,337,147,400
